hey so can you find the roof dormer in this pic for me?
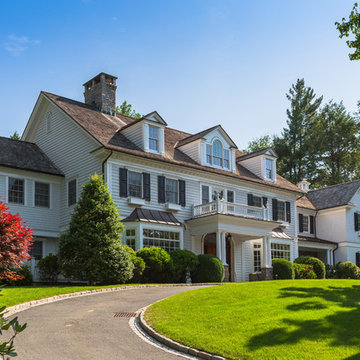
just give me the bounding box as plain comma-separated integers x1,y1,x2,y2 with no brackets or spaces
176,125,237,172
237,148,278,182
120,111,167,156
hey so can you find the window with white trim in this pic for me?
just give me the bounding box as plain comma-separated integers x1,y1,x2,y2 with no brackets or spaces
8,178,24,205
224,150,230,168
35,182,50,208
149,126,159,152
253,243,262,272
128,171,142,198
125,229,136,250
143,229,180,252
205,140,231,170
206,144,212,164
271,243,290,261
29,240,43,260
265,159,274,180
68,179,77,207
165,178,178,204
277,200,286,221
302,215,309,232
213,140,223,166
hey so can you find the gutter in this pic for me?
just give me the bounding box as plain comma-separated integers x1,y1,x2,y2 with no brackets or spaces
101,149,113,181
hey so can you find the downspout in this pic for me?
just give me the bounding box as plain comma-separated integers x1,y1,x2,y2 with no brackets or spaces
102,149,113,182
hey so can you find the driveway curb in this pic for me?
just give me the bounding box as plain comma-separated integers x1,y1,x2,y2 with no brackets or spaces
138,307,227,360
5,284,217,318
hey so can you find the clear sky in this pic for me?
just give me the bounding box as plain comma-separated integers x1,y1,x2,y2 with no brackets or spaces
0,0,358,149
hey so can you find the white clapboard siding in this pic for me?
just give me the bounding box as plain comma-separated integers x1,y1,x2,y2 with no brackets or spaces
120,121,144,150
31,101,103,228
177,140,201,164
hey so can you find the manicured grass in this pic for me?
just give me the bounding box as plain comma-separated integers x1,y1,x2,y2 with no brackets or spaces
0,284,133,308
145,280,360,360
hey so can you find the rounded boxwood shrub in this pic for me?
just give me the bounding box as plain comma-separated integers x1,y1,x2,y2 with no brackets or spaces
124,246,145,283
37,253,61,283
191,254,224,283
294,256,325,279
335,261,360,279
272,258,295,279
293,263,316,279
136,247,173,283
170,249,199,283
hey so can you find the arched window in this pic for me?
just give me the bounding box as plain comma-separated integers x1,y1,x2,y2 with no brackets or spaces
213,140,223,166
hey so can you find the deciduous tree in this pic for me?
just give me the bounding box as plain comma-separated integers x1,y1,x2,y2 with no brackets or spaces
116,100,142,119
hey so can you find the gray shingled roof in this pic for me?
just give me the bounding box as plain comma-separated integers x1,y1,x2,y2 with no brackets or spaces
237,147,278,161
0,137,63,176
306,180,360,210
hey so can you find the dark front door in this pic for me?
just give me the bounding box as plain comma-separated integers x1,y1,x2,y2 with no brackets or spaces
204,233,217,256
226,237,232,282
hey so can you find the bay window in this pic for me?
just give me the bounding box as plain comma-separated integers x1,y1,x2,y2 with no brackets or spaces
143,228,180,252
125,229,136,250
271,243,290,261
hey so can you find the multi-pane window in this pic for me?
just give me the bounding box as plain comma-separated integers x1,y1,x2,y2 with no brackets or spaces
128,171,142,198
165,178,178,203
8,178,24,204
35,182,50,207
224,150,230,168
149,126,159,151
213,140,223,166
29,240,43,260
302,215,309,232
277,200,286,221
125,229,136,250
252,195,262,207
202,185,209,204
206,144,212,164
265,159,273,179
143,229,180,252
271,243,290,261
68,179,77,206
253,243,262,272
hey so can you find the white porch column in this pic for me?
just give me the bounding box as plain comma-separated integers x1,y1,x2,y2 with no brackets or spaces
221,232,227,265
327,249,332,265
216,231,222,260
266,235,272,268
261,236,268,268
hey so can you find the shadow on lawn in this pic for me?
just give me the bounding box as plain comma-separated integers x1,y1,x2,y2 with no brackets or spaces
247,285,360,352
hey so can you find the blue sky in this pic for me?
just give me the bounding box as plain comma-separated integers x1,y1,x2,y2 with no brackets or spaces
0,0,358,148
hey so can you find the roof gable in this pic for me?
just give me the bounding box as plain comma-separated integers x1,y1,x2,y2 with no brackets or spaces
237,147,278,162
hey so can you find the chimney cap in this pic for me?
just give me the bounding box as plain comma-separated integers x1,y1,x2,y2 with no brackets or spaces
83,72,118,87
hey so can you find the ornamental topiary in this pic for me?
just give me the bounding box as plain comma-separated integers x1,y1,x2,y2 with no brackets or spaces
335,261,360,279
59,174,134,285
124,246,145,283
37,254,61,283
170,249,199,283
293,263,316,279
191,254,224,283
272,258,295,279
294,256,326,279
136,247,173,283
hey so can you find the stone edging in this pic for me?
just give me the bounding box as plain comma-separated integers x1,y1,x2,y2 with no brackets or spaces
139,307,227,360
4,283,219,318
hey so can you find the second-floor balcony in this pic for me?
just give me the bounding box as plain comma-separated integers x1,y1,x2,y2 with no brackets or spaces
193,199,270,221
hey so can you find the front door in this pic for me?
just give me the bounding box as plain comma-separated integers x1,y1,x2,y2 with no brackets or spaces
226,237,232,282
204,233,217,256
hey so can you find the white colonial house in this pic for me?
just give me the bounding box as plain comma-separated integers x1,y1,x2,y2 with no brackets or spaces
0,72,357,281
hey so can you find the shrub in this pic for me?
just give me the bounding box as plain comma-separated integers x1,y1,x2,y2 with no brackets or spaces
191,254,224,283
59,174,134,284
124,247,145,283
272,258,295,279
136,247,173,283
335,261,360,279
37,254,61,283
170,249,199,283
5,265,33,286
293,263,316,279
326,264,337,279
294,256,326,279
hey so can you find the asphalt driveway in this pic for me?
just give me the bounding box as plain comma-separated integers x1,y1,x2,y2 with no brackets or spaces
14,286,207,360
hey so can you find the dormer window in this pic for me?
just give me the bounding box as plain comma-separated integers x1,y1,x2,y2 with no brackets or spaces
213,140,223,166
206,144,212,164
149,126,159,152
224,150,230,169
265,158,274,180
205,139,231,170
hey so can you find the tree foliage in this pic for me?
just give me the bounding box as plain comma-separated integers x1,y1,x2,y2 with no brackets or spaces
336,3,360,60
242,135,273,154
116,100,142,119
10,131,20,140
0,201,33,281
59,174,134,284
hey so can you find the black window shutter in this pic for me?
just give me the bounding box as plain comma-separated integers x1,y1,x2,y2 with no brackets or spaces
299,214,304,232
310,215,314,234
143,173,151,201
286,201,291,223
356,252,360,267
355,213,359,231
158,176,165,203
262,197,268,208
272,198,278,221
227,190,234,203
119,168,128,197
247,194,254,206
179,180,186,206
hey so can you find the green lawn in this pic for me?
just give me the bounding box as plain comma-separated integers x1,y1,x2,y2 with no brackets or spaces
145,280,360,360
0,284,134,308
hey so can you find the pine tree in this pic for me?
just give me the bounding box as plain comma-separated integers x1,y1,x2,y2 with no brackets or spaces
59,174,134,284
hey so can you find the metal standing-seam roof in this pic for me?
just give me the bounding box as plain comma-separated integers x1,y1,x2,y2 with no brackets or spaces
122,208,182,226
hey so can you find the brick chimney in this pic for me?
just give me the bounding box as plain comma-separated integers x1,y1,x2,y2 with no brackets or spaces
83,73,117,116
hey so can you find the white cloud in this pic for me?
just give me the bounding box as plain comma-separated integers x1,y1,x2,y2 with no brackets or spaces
2,34,40,56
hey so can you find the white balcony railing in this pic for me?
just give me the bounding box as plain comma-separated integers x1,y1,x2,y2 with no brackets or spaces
193,199,269,220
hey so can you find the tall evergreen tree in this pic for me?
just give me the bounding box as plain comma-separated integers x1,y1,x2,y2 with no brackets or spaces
59,174,134,284
275,79,323,184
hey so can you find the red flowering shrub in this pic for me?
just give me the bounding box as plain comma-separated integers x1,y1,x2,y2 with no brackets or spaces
0,201,33,281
